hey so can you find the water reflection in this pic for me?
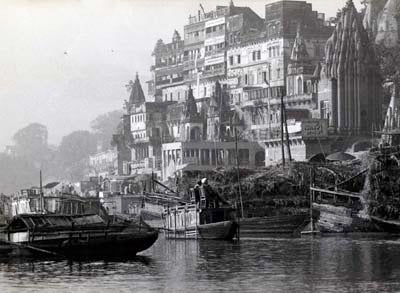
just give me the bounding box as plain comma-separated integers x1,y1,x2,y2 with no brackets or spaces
1,236,400,292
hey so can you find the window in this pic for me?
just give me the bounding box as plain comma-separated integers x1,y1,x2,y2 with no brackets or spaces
245,74,248,85
252,51,256,61
237,55,241,64
229,56,233,66
170,93,173,101
165,94,167,101
321,101,329,119
262,71,267,83
204,87,207,96
257,50,261,60
178,92,180,100
277,68,281,79
297,77,302,94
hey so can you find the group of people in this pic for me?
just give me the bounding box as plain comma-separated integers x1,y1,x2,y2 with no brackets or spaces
193,178,229,208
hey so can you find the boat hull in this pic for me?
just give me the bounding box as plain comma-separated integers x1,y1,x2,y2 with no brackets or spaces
314,203,377,233
1,230,158,258
239,214,309,238
0,214,159,258
164,220,238,240
371,216,400,233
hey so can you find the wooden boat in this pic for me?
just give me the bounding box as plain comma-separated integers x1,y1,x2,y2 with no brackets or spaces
0,213,158,258
311,186,377,233
239,213,309,237
163,204,238,240
370,216,400,233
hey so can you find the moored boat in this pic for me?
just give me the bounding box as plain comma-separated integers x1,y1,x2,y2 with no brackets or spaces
0,213,158,258
240,213,309,237
163,204,238,240
311,186,377,233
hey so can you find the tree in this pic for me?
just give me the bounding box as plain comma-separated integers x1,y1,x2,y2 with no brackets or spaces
56,130,97,181
90,110,123,151
375,43,400,106
375,43,400,86
13,123,49,162
58,131,97,164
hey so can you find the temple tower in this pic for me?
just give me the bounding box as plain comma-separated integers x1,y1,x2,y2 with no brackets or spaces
324,0,382,134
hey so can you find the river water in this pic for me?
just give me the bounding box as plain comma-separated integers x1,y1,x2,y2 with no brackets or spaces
1,235,400,292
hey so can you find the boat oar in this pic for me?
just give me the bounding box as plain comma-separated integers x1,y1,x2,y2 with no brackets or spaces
0,239,65,258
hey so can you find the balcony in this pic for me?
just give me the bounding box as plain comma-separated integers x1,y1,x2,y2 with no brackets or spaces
205,31,225,39
155,76,184,87
183,58,204,71
202,67,226,79
205,49,225,58
130,157,157,171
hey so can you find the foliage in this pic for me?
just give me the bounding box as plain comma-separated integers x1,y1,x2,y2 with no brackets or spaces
374,43,400,107
12,123,49,163
90,110,123,151
375,43,400,85
57,130,97,164
54,130,97,181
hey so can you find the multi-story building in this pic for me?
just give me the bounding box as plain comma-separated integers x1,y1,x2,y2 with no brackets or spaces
88,147,118,178
114,74,176,178
262,0,382,164
227,1,332,145
155,1,264,107
113,0,384,177
161,86,264,180
148,30,185,102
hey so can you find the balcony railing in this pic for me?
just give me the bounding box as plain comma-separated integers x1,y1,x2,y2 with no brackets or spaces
202,67,226,79
156,76,184,86
130,160,145,170
204,49,225,58
205,31,225,39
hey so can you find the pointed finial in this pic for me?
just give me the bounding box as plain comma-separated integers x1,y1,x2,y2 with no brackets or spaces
229,0,234,7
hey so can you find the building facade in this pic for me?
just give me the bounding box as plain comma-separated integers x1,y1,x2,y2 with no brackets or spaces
112,0,384,178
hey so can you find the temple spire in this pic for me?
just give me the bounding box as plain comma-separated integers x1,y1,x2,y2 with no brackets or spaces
128,73,145,106
290,24,309,62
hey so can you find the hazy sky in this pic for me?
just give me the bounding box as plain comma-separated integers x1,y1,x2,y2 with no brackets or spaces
0,0,362,149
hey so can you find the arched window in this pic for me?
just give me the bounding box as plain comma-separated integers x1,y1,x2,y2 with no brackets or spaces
297,77,303,95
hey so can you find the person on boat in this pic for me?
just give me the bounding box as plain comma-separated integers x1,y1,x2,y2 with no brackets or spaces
201,178,229,208
193,180,202,205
